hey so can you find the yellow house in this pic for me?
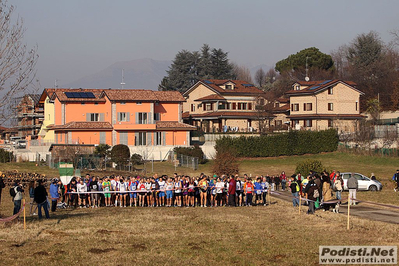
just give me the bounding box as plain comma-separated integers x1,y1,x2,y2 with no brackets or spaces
182,79,274,132
38,89,56,143
285,80,365,132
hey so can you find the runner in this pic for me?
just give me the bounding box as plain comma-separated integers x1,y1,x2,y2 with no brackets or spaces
199,176,208,207
244,178,254,206
118,177,127,207
128,177,137,207
165,177,174,207
102,177,112,207
235,176,243,207
89,176,99,208
158,176,166,207
174,176,182,207
188,177,195,207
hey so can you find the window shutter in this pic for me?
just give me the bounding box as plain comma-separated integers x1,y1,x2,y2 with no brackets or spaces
147,132,152,146
117,112,121,122
127,112,130,122
162,132,166,146
248,103,252,110
148,112,153,124
100,132,106,144
86,113,90,122
303,103,306,111
135,112,139,124
135,132,139,146
100,113,104,122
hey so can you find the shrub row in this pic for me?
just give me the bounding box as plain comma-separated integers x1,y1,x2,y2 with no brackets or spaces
215,129,338,157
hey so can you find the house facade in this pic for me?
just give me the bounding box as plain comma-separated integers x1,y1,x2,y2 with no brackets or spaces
285,80,365,132
37,88,195,160
182,79,274,133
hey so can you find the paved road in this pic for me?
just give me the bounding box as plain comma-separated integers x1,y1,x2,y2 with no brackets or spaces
272,190,399,224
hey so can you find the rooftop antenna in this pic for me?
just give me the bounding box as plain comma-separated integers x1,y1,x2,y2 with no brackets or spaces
55,79,58,89
305,57,310,81
120,69,126,89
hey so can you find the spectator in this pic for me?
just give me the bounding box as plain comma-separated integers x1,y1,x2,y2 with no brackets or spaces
280,171,286,191
303,174,318,214
289,175,299,207
347,173,358,206
34,180,50,219
12,180,24,215
0,175,5,205
28,181,37,215
228,175,236,207
49,178,60,212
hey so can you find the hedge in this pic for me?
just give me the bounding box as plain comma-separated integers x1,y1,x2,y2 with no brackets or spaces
174,145,207,164
215,129,338,157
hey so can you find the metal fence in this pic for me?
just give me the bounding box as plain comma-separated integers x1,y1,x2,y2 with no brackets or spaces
177,154,199,170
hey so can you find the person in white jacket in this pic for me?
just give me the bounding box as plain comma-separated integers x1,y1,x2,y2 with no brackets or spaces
77,179,87,208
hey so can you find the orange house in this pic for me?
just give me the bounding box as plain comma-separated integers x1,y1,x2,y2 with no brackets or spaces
46,88,195,160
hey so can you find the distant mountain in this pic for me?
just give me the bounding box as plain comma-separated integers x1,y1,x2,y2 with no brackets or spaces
63,58,171,90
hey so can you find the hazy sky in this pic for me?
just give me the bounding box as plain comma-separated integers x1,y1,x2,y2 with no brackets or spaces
11,0,399,88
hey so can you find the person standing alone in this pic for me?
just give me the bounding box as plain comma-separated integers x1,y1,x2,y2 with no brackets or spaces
34,180,50,219
347,173,358,206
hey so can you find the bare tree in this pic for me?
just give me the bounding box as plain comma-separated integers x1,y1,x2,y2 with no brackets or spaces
254,68,266,87
231,62,253,83
0,1,39,124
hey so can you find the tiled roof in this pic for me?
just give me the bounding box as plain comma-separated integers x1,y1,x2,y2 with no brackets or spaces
52,88,105,102
156,121,196,130
287,114,366,119
153,91,185,102
186,111,275,119
51,121,113,130
273,104,290,112
102,89,185,102
276,97,289,103
184,79,264,96
195,94,226,101
39,89,56,103
286,80,362,95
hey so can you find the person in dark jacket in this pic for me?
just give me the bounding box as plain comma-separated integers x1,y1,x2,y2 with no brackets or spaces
228,175,236,206
289,175,299,207
0,175,5,205
304,175,318,214
34,180,50,219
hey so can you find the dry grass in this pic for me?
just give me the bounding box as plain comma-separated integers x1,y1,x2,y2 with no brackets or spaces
1,193,398,266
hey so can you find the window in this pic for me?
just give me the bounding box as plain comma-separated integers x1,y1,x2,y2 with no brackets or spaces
118,112,129,122
137,102,142,105
191,104,195,112
232,103,237,110
94,102,98,105
275,120,282,126
121,102,126,105
356,101,358,111
154,113,161,121
328,120,333,128
304,119,312,127
155,132,162,146
136,132,146,146
119,132,128,145
137,112,148,124
328,87,333,95
81,102,85,105
295,85,300,90
88,113,99,121
291,103,299,111
303,103,312,111
242,103,247,110
205,103,213,111
328,103,333,111
248,103,252,110
275,102,280,108
225,84,232,90
257,98,265,105
238,103,242,110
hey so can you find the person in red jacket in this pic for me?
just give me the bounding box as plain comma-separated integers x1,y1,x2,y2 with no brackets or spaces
228,175,236,207
244,179,254,206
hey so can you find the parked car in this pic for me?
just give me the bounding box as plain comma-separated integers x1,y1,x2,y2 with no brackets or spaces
340,172,382,191
16,140,26,149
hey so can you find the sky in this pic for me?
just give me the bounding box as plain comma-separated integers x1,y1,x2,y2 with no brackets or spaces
11,0,399,88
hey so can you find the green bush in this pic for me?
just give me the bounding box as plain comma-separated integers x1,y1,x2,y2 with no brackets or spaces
174,145,207,164
0,148,13,163
215,129,338,157
295,160,325,176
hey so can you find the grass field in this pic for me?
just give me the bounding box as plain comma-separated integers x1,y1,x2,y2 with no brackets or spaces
1,151,399,265
0,195,398,266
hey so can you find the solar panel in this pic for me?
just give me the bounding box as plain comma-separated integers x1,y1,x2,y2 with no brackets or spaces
242,84,254,87
203,80,213,84
65,92,74,98
308,86,320,90
85,92,96,98
318,80,332,85
72,92,81,98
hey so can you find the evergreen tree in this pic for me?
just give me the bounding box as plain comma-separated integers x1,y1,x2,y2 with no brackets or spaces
198,44,213,79
211,48,233,79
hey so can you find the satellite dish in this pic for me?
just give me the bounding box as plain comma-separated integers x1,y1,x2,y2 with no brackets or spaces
305,76,310,81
